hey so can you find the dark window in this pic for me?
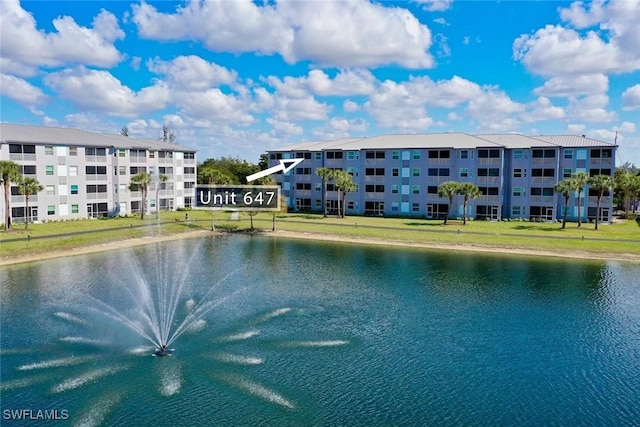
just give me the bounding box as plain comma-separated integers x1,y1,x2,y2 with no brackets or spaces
22,165,36,174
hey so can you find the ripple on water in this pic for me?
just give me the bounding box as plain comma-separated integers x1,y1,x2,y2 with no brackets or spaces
212,352,264,365
51,365,129,394
18,355,96,371
73,392,124,427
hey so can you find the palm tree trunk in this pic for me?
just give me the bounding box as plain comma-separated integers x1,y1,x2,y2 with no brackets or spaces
25,195,30,230
562,196,568,229
141,188,146,220
595,196,601,230
4,181,11,231
463,200,468,225
323,179,327,217
577,190,582,228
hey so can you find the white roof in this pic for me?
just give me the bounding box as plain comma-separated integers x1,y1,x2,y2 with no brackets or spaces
270,132,615,152
0,123,196,152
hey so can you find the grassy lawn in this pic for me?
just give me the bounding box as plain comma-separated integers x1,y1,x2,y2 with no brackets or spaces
1,210,639,260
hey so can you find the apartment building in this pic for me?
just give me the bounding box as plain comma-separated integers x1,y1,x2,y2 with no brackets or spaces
1,123,197,223
267,133,616,222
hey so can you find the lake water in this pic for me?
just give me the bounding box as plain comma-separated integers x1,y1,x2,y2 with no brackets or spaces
1,235,639,426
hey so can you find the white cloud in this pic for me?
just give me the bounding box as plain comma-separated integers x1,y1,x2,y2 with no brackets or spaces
614,121,637,133
343,100,360,112
622,84,640,110
433,18,449,26
522,97,565,122
147,55,237,91
44,67,170,117
533,74,608,97
132,0,434,69
567,123,586,134
175,88,255,125
0,73,48,106
312,117,368,140
0,0,124,76
415,0,454,12
266,118,304,138
306,69,376,96
514,0,640,77
434,33,451,58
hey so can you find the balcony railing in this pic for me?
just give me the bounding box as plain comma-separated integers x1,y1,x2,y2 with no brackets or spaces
478,158,501,166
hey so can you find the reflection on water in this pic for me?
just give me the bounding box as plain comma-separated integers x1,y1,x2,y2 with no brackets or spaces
1,235,639,426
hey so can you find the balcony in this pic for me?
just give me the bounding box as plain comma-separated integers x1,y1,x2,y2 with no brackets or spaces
364,176,385,182
294,190,311,197
364,159,385,166
478,158,501,166
477,176,500,185
478,195,501,203
529,196,554,204
588,196,612,204
365,192,385,199
531,177,556,185
532,158,556,166
428,158,451,165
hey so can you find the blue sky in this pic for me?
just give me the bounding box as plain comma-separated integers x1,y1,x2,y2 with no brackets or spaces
1,0,639,166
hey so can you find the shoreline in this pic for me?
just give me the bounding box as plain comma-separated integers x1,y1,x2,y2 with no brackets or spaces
1,229,638,266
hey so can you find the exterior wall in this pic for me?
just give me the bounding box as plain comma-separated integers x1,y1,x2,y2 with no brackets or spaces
1,141,197,224
269,137,616,223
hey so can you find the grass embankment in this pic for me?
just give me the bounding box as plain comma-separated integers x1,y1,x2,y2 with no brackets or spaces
1,211,639,261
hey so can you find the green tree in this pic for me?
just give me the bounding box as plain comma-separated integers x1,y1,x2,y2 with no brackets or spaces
199,157,258,184
18,177,43,229
456,182,482,225
571,171,590,228
0,161,23,231
437,181,460,225
258,153,269,171
315,167,335,217
554,179,574,229
155,174,168,220
588,174,614,230
334,170,356,218
198,165,234,185
129,172,152,220
615,170,640,214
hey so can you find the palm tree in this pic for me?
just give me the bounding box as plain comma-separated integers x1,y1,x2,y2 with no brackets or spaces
18,177,43,229
554,179,573,229
155,174,168,220
437,181,460,225
129,172,152,220
334,170,356,218
316,167,334,217
588,174,614,230
615,170,640,214
571,171,589,228
456,182,482,225
0,161,23,231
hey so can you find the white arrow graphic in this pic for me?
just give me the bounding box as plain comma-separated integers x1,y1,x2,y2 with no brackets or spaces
246,158,304,183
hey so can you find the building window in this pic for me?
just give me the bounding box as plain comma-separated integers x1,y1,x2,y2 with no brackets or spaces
478,149,500,158
412,150,421,160
119,166,126,175
428,168,450,177
512,206,522,216
45,146,54,155
314,152,322,160
392,168,399,177
478,168,500,177
412,203,420,212
513,168,525,178
118,148,126,157
365,151,385,159
47,205,55,215
513,187,522,197
149,151,156,159
365,168,385,176
428,150,450,159
46,185,55,195
460,168,469,178
70,185,78,195
85,147,107,156
347,151,358,160
326,151,344,159
392,151,399,160
459,150,469,159
71,204,79,214
412,168,420,177
69,166,78,177
412,185,420,194
183,152,195,160
564,149,573,159
392,185,399,194
69,147,77,156
513,150,523,159
563,168,572,178
46,165,54,175
532,149,556,158
22,165,36,175
315,183,322,191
